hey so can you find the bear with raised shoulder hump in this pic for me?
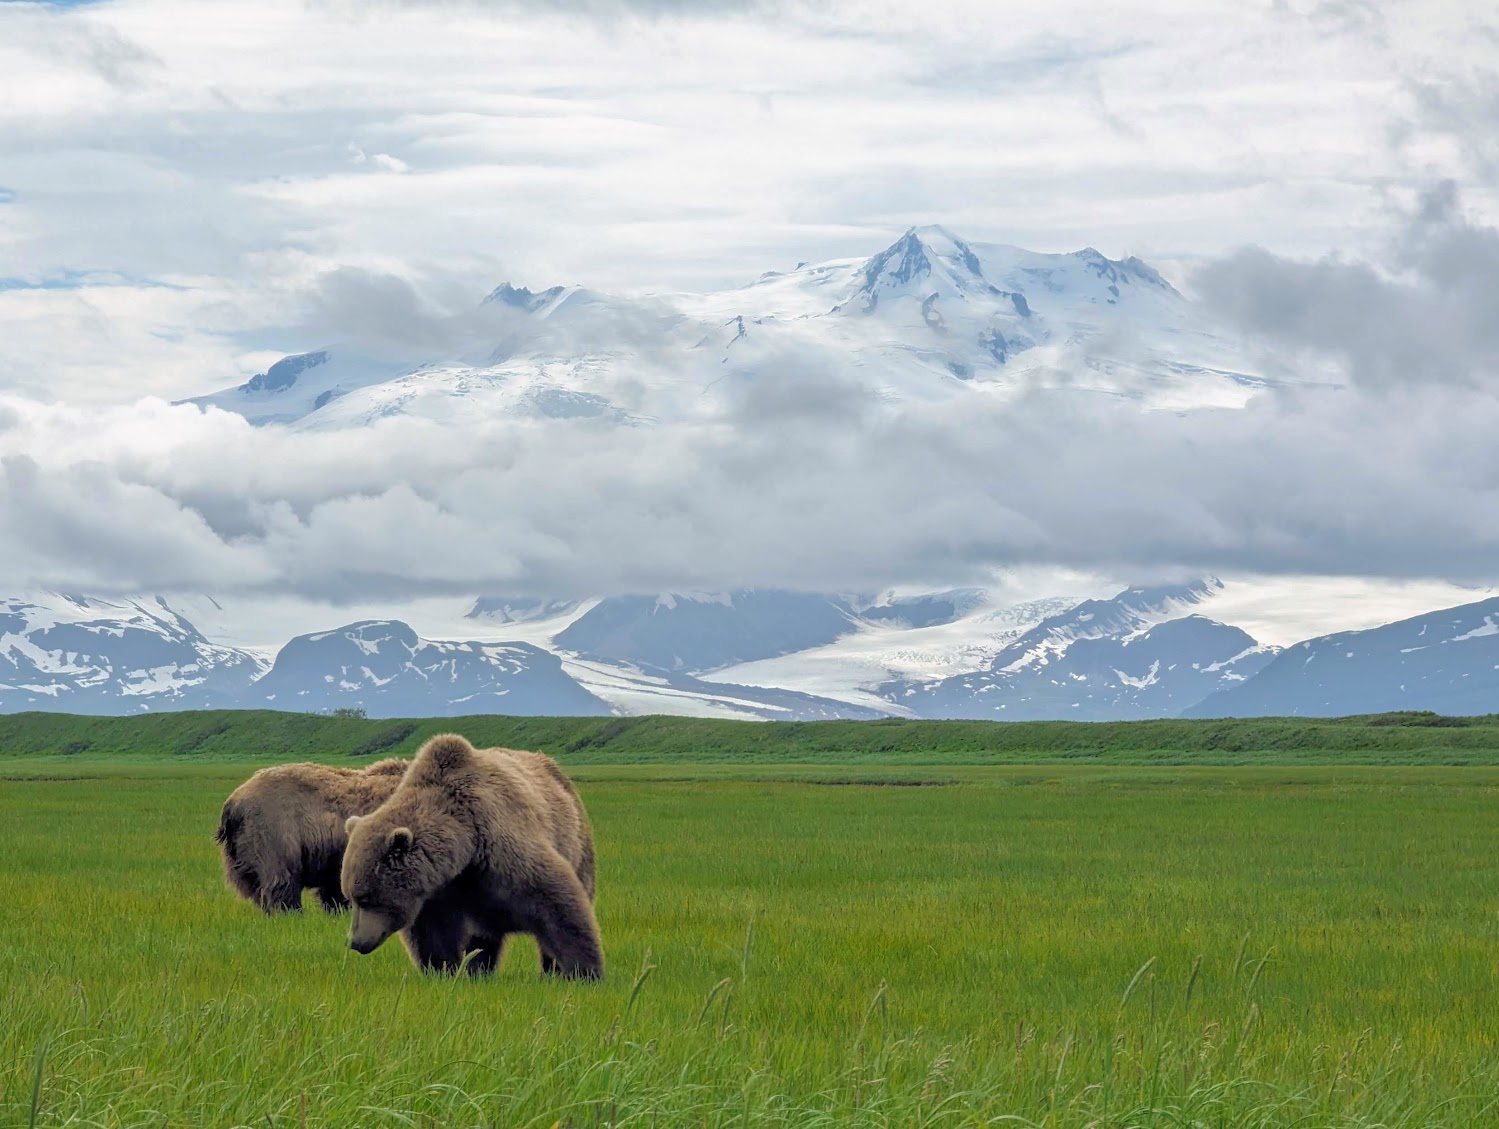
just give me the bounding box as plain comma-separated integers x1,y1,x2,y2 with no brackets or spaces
216,758,410,914
341,734,602,980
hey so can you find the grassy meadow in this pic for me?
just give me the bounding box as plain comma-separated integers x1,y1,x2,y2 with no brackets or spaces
4,738,1499,1126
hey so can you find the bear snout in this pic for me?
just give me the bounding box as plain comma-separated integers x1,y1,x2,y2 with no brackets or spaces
348,906,395,954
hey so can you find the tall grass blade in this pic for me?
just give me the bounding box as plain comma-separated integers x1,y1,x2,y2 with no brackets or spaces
852,980,888,1052
1245,947,1275,1000
28,1039,48,1129
696,978,733,1030
1117,956,1157,1019
623,948,657,1020
1184,953,1203,1012
1231,932,1250,978
740,912,758,980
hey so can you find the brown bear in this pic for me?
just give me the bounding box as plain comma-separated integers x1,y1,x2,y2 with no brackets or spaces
341,733,602,980
216,758,410,914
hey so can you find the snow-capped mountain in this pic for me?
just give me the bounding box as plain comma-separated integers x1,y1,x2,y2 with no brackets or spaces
548,583,1283,721
4,583,1499,720
242,619,610,718
187,349,407,426
184,226,1291,430
1186,597,1499,718
552,587,997,691
0,594,266,713
554,591,861,672
146,224,1499,723
880,581,1279,720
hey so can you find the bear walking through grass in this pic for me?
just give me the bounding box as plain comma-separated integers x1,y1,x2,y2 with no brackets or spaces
341,733,603,979
216,758,409,913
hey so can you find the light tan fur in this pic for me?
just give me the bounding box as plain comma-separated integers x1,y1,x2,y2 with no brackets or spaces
341,734,603,979
216,758,410,914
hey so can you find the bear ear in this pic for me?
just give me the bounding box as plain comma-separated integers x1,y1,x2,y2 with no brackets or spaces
416,733,475,777
387,826,414,856
345,815,361,835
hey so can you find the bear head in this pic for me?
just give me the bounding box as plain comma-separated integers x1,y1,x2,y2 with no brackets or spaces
341,734,480,954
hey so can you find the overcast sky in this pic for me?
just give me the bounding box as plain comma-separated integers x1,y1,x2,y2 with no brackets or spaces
1,0,1497,609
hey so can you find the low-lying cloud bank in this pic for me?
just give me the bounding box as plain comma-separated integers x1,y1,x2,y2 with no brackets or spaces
1195,183,1499,391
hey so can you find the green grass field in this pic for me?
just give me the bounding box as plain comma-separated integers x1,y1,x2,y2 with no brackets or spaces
5,748,1499,1126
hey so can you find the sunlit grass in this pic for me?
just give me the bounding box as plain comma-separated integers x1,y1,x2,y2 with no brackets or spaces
4,762,1499,1125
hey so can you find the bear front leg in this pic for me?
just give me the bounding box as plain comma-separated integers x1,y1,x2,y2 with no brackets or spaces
402,910,472,975
316,886,350,914
462,934,508,977
521,857,605,980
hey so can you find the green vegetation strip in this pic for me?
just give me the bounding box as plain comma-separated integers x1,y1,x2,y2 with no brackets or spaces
4,763,1499,1126
5,708,1499,765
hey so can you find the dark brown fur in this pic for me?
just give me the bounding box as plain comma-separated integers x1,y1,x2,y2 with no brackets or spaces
341,734,602,980
216,758,409,914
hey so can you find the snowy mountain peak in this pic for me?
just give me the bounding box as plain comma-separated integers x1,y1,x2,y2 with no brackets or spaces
906,225,987,274
855,226,996,310
483,282,569,314
0,592,266,713
303,619,420,653
992,579,1223,672
239,350,330,394
250,618,610,717
1118,255,1175,292
1069,247,1178,294
878,580,1276,720
1113,578,1223,617
1186,594,1499,718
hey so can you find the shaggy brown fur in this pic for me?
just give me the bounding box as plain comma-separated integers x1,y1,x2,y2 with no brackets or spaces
341,734,602,980
216,758,410,914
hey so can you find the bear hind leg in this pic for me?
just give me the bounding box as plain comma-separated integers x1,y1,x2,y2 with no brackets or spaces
522,858,604,980
256,870,303,914
259,885,303,914
576,838,596,903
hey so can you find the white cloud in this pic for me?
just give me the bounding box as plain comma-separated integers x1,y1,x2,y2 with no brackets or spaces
2,331,1499,603
0,0,1497,608
0,0,1494,402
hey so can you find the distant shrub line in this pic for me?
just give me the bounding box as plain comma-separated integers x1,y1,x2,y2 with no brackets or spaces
348,722,417,758
3,708,1499,765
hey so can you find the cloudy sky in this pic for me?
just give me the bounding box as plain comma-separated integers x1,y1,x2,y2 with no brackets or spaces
1,0,1497,618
